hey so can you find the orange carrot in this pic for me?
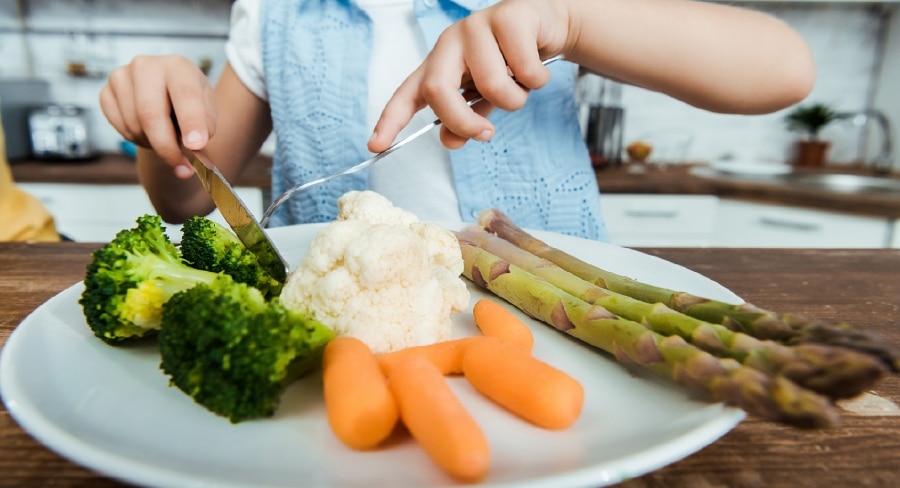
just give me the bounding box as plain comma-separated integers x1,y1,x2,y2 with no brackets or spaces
389,353,490,482
472,298,534,352
377,337,478,377
322,336,399,450
463,337,584,430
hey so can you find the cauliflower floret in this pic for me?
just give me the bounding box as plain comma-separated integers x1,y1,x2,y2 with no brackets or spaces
280,191,470,354
336,190,418,226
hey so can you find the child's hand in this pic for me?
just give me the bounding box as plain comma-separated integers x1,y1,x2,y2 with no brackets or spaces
369,0,566,152
99,55,217,178
370,0,816,154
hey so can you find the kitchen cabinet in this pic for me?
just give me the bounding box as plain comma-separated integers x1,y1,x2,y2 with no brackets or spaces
18,183,264,243
892,220,900,248
713,199,892,248
600,194,893,248
600,194,719,247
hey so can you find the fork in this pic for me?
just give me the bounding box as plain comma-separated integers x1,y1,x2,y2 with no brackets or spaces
258,55,563,228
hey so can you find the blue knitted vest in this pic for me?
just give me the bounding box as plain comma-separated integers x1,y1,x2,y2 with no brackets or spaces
261,0,608,240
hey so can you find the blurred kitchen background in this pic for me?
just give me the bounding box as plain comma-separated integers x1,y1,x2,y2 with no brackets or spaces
2,0,899,247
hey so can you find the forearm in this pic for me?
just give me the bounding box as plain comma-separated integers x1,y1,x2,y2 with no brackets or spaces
560,0,815,113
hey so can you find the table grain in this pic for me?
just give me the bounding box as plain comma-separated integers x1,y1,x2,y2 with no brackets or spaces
1,243,898,488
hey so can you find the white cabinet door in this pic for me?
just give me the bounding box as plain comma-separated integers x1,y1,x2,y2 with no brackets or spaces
600,194,719,247
714,199,891,248
19,183,264,243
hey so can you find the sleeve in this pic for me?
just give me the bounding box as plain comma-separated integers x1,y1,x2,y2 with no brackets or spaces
224,0,267,101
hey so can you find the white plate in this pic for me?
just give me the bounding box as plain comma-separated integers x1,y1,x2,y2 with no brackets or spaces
0,223,745,488
708,160,792,176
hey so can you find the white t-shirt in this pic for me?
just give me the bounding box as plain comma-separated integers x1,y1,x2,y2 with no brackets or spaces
225,0,462,224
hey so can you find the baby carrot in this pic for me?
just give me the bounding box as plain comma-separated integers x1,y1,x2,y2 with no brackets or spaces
322,336,399,450
389,353,490,483
377,337,478,377
472,298,534,352
463,336,584,430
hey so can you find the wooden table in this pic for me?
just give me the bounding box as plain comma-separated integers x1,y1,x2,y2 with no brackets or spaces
1,243,898,487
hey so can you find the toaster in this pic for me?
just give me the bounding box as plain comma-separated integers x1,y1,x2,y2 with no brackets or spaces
0,79,51,160
28,104,96,160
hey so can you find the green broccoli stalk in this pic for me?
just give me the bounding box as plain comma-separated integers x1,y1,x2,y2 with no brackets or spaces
79,214,222,344
158,275,334,423
179,215,283,298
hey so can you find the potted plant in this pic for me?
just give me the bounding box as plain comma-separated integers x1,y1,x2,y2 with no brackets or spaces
784,102,837,167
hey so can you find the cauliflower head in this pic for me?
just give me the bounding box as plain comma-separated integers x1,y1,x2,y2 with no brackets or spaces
280,191,469,354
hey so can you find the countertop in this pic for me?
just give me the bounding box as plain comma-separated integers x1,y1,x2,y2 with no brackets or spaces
1,242,898,487
594,162,900,218
9,153,274,190
10,154,900,218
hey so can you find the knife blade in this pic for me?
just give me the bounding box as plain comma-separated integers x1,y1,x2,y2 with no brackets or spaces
183,148,289,283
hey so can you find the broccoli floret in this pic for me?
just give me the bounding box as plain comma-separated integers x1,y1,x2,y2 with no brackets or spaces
79,214,221,344
179,216,283,298
158,275,334,423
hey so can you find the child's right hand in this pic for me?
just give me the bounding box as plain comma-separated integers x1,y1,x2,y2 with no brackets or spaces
99,55,217,179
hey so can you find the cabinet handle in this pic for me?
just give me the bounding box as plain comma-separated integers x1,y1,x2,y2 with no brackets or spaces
624,210,679,218
757,216,820,232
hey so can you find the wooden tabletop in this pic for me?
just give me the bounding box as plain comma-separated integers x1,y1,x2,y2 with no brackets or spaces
1,242,898,487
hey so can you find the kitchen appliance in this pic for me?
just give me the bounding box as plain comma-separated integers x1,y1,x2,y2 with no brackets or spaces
0,79,52,160
576,71,624,168
28,104,96,160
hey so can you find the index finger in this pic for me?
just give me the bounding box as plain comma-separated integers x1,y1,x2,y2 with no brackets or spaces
368,69,426,153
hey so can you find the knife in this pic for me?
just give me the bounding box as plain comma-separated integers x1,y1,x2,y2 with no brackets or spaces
182,148,289,284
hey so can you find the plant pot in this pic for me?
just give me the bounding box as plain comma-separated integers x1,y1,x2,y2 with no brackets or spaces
793,140,830,168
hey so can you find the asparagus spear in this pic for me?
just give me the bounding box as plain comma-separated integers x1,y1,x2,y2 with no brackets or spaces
459,242,841,428
478,208,900,372
457,227,884,400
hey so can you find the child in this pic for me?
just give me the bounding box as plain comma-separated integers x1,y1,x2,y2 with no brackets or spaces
99,0,814,240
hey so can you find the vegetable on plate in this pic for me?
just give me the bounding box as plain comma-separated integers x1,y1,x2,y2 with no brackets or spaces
279,191,469,355
463,336,584,430
458,230,841,428
472,298,534,352
79,214,223,344
322,336,399,449
458,226,885,400
388,353,491,483
158,274,333,423
477,208,900,373
179,215,284,298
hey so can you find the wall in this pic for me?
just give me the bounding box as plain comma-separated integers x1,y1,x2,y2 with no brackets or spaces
0,0,896,170
0,0,231,155
620,2,894,168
